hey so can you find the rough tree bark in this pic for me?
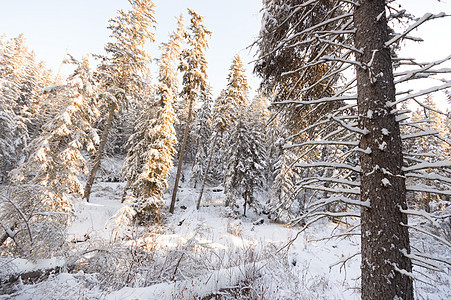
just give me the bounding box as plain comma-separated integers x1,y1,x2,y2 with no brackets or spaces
354,1,413,299
83,103,116,202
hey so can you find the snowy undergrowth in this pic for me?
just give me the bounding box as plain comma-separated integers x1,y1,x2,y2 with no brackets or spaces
1,176,450,299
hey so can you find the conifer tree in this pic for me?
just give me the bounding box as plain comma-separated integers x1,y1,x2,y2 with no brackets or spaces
121,15,184,223
255,1,451,298
254,0,339,138
170,9,211,213
11,55,99,210
224,106,267,216
196,55,250,209
0,34,53,181
404,96,450,211
191,86,213,188
0,78,28,182
2,56,99,255
84,0,156,202
215,55,250,167
269,138,302,222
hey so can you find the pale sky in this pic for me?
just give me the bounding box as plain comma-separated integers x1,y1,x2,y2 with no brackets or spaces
0,0,449,103
0,0,262,97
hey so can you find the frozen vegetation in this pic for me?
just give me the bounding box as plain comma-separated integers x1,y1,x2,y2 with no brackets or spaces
1,0,451,299
1,161,449,299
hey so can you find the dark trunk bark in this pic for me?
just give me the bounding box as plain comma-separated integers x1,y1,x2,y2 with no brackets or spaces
83,103,116,202
243,190,248,217
170,96,195,214
0,223,16,247
354,1,413,299
196,132,219,210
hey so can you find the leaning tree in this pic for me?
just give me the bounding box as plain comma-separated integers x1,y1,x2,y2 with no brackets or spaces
83,0,156,202
170,8,211,213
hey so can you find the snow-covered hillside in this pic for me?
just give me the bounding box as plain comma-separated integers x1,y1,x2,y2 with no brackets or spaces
1,169,449,299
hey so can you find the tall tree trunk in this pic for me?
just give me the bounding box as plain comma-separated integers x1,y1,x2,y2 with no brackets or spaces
243,190,248,217
196,131,219,210
83,103,116,202
354,1,413,299
170,96,195,213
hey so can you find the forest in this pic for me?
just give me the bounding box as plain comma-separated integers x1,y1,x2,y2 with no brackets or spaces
0,0,450,299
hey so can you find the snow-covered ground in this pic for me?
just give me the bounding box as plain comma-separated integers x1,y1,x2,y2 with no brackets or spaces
1,171,450,299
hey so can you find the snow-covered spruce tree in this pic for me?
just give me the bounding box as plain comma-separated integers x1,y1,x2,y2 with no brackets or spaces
402,96,450,212
83,0,156,202
255,1,451,299
170,9,211,213
214,55,250,140
224,105,267,216
254,0,340,139
0,34,51,117
196,55,250,209
1,56,99,256
121,15,184,224
268,138,303,222
208,89,228,182
191,85,213,188
0,80,28,182
216,54,251,158
253,0,345,219
0,35,53,181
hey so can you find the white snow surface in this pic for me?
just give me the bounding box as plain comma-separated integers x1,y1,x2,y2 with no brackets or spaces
1,166,450,299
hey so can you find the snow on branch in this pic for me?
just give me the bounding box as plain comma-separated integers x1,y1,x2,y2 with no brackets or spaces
310,224,361,242
289,140,359,147
0,194,33,244
403,160,451,172
318,55,364,68
404,250,451,267
316,37,363,54
295,162,361,173
272,94,355,106
301,176,360,187
0,220,16,242
405,185,451,197
301,185,360,195
405,172,451,184
390,262,415,280
287,13,353,42
329,114,368,135
385,12,448,47
401,223,451,248
286,64,352,97
296,0,320,9
281,50,355,77
389,81,451,107
399,208,441,227
401,129,439,140
281,211,361,252
307,195,370,211
394,54,451,84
